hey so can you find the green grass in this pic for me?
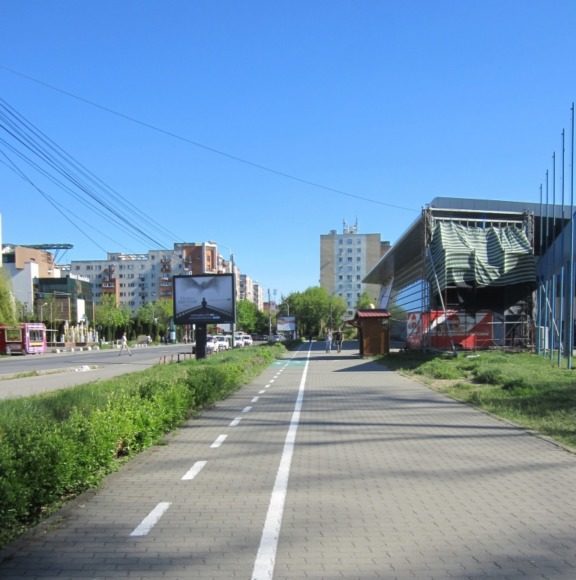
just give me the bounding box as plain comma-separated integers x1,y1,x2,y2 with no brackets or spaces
381,350,576,451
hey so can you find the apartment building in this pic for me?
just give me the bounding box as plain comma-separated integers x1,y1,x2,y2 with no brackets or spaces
70,242,247,312
320,221,390,318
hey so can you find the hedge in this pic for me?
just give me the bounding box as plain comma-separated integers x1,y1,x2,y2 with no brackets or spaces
0,345,283,548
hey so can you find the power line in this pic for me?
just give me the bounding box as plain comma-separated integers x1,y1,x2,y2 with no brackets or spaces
0,98,181,251
0,64,417,213
0,150,110,253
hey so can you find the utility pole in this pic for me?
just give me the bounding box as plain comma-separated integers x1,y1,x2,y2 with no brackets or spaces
268,288,272,338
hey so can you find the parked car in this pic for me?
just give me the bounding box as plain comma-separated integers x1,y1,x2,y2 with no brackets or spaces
206,335,220,354
233,334,245,347
268,334,286,343
214,335,231,350
241,334,253,346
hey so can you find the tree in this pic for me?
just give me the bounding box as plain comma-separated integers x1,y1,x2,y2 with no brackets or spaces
0,270,17,325
134,299,173,340
356,291,376,310
236,299,259,334
94,295,131,341
285,287,347,338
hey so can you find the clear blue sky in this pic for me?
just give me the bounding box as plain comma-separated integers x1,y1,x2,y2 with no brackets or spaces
1,1,575,298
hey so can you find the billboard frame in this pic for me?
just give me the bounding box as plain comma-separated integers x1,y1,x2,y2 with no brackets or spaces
173,273,236,326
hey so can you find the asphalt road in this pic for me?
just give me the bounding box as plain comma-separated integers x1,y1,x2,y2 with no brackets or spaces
0,343,195,400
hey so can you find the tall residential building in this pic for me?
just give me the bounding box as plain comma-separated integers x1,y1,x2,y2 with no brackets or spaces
320,221,390,318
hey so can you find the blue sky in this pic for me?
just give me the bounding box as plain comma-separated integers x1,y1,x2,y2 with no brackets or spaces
1,1,575,298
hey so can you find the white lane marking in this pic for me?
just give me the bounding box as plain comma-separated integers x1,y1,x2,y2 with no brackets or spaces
270,378,276,383
229,416,242,427
251,344,311,580
252,396,259,403
210,434,227,448
130,502,171,537
242,406,253,413
264,384,271,389
259,390,266,394
181,460,207,481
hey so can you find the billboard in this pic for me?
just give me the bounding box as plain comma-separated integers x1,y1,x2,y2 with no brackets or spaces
173,274,236,325
277,316,296,332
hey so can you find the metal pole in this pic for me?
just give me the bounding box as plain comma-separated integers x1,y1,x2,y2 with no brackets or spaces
231,252,236,348
545,170,550,250
559,265,564,367
553,152,557,237
551,274,556,364
569,103,575,369
268,288,272,338
537,184,544,355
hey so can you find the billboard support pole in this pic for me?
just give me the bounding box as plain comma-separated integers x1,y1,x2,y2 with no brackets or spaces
195,323,207,360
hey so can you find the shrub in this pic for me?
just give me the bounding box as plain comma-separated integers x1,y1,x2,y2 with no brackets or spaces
0,345,282,549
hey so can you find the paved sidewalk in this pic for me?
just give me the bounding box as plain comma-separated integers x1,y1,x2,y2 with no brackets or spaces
1,342,575,579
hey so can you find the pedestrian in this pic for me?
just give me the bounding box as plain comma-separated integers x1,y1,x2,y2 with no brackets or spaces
119,332,132,356
325,329,333,353
333,329,343,353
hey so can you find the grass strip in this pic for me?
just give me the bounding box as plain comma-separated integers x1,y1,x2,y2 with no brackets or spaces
381,350,576,451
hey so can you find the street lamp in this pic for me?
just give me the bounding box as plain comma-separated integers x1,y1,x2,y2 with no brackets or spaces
40,302,48,323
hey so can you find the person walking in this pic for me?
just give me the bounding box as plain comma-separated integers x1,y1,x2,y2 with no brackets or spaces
325,329,333,353
333,329,343,353
118,332,132,356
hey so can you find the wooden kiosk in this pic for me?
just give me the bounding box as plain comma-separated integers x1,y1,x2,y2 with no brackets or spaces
349,309,390,357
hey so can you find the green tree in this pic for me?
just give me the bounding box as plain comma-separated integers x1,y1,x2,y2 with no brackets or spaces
236,299,259,334
356,291,376,310
134,299,172,340
286,287,347,338
95,295,131,341
0,270,17,325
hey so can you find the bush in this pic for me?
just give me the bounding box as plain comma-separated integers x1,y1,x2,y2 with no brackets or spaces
0,345,283,549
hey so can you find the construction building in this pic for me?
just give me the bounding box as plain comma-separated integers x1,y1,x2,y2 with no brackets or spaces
365,197,567,350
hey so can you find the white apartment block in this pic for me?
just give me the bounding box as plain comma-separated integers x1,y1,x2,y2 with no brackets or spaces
320,221,390,318
70,242,252,312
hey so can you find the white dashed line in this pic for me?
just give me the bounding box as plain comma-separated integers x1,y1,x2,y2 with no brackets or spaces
181,460,207,481
229,416,242,427
242,405,253,413
259,390,266,394
252,345,311,580
252,396,259,403
130,502,171,537
210,434,227,448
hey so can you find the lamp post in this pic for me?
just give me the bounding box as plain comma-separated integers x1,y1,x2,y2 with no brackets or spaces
40,302,48,323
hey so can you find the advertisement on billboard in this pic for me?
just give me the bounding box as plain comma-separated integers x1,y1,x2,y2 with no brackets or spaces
406,310,493,350
277,316,296,332
173,274,236,325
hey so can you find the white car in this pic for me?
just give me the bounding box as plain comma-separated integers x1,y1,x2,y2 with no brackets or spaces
241,334,253,346
214,335,231,350
206,335,220,354
233,334,245,347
